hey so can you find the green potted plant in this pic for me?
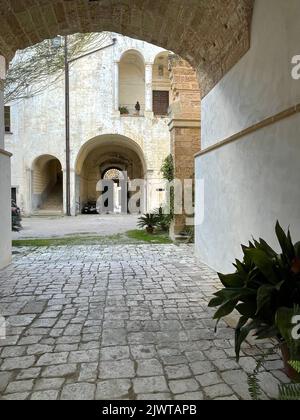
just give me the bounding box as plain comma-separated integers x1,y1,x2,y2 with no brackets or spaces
137,213,158,234
209,222,300,379
119,106,129,115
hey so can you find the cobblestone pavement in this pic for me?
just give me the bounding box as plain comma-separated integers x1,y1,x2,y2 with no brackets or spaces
0,245,288,400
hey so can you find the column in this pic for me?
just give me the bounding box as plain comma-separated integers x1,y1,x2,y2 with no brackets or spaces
0,55,12,268
114,61,120,114
145,63,153,117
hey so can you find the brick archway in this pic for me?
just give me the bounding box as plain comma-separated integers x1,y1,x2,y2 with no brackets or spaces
0,0,254,96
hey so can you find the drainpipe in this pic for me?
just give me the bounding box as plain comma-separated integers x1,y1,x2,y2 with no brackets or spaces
64,37,117,216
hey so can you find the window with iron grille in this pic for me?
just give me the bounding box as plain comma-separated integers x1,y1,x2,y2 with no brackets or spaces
4,106,11,132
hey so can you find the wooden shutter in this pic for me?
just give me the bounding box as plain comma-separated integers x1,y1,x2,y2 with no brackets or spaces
153,91,169,115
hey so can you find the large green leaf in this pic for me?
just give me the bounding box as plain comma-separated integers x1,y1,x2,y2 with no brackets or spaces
256,284,276,315
236,302,257,317
235,318,259,361
218,272,244,288
275,221,295,260
295,242,300,258
245,248,278,284
208,296,224,308
258,238,277,257
213,299,238,320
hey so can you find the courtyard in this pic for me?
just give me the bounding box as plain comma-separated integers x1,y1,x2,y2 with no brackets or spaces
12,215,139,240
0,243,287,400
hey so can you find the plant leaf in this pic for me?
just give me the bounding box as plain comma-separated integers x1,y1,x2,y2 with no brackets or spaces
275,221,295,260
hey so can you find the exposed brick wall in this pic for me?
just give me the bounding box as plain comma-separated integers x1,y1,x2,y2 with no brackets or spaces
0,0,254,96
168,56,201,235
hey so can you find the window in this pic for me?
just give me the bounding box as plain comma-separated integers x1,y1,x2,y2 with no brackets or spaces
153,91,169,116
11,188,17,204
4,106,11,133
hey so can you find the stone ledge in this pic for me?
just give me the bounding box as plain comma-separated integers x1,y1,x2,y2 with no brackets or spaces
195,103,300,158
0,148,12,158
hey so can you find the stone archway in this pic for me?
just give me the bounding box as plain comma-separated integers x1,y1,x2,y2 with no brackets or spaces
31,154,63,214
0,0,254,96
75,135,147,215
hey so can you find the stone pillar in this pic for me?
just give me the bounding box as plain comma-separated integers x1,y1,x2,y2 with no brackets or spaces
114,61,120,115
145,63,153,117
0,55,12,268
168,56,201,239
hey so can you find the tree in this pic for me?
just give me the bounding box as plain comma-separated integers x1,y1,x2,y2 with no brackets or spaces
4,32,111,104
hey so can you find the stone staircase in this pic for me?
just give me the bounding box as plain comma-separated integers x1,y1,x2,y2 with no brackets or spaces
35,183,63,216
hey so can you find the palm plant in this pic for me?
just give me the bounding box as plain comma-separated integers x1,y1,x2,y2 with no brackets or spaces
137,213,158,234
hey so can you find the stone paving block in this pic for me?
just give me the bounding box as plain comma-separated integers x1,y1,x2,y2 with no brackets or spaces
36,352,68,366
34,378,65,391
204,384,233,399
130,345,156,360
2,392,29,400
165,364,192,379
6,379,34,394
0,372,13,392
169,378,199,394
17,368,41,380
174,391,204,400
137,393,172,400
30,390,59,400
1,346,26,358
1,356,35,370
69,350,99,364
78,363,98,382
196,372,222,387
41,364,78,378
100,346,130,361
8,315,36,327
96,379,132,400
137,359,164,377
133,376,169,394
99,359,135,379
61,383,96,400
189,360,215,375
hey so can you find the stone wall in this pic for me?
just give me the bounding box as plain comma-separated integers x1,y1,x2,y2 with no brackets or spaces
195,0,300,272
168,56,201,236
0,0,254,97
0,56,11,269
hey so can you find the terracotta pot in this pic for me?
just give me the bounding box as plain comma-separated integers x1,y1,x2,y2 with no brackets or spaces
280,343,300,381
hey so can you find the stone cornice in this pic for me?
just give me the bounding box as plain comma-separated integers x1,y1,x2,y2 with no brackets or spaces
168,118,201,131
195,104,300,158
0,148,12,158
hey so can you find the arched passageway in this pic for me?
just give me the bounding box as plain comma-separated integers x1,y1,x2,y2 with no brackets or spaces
31,155,63,214
0,0,254,96
75,135,146,215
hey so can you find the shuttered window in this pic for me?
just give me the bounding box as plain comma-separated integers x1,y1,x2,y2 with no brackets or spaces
153,91,169,116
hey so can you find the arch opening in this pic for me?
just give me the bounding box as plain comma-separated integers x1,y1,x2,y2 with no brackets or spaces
119,50,145,116
31,155,63,214
75,135,146,215
152,52,171,116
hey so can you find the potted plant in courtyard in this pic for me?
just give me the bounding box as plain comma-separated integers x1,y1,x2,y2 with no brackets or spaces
137,213,158,234
209,222,300,380
119,106,129,115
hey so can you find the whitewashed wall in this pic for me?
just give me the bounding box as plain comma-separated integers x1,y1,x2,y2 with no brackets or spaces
0,56,11,269
195,0,300,272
